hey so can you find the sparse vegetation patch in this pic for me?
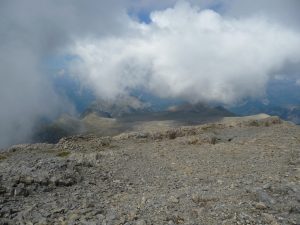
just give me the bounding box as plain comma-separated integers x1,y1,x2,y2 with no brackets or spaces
0,154,7,160
56,151,70,157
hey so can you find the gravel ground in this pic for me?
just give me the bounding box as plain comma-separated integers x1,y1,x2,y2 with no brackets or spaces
0,116,299,225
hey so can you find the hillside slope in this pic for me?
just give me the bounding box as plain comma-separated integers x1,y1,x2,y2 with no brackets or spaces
0,115,299,225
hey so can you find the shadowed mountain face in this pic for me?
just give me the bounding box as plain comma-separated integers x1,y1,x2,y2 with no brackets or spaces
80,96,152,118
229,79,300,125
81,96,234,123
230,101,300,125
117,103,234,124
32,97,235,144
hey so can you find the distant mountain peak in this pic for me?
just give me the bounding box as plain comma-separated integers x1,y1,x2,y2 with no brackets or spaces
81,95,151,118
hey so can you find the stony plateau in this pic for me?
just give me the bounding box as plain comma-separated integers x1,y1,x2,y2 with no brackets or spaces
0,115,299,225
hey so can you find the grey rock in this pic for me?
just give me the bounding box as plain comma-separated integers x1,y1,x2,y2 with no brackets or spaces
13,184,29,197
0,186,7,195
256,189,276,206
169,196,179,203
289,205,300,214
262,183,271,190
255,202,267,210
18,176,34,185
135,219,147,225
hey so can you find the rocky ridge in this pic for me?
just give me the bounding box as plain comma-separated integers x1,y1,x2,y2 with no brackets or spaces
0,115,299,225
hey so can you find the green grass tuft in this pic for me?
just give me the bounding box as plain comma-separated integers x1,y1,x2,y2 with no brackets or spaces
56,151,70,157
0,155,7,160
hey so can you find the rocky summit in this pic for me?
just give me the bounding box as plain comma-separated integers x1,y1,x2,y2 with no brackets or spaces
0,115,299,225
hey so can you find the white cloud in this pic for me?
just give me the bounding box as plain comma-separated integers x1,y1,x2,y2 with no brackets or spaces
224,0,300,30
71,1,300,104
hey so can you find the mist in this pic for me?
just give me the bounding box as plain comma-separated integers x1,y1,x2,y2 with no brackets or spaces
0,0,128,148
0,0,300,148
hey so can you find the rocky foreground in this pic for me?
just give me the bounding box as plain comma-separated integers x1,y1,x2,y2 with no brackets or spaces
0,115,299,225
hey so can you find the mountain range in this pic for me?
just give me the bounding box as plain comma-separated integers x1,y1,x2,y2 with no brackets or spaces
32,96,234,144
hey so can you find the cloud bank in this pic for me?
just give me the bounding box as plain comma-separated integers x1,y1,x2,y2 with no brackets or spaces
71,2,300,104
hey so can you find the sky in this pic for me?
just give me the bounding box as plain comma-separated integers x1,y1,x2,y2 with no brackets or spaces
0,0,300,148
